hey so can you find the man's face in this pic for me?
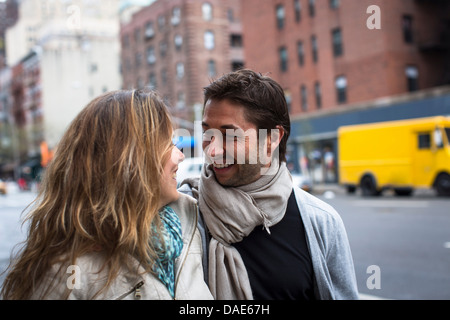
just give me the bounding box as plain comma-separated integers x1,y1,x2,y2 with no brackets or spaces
202,99,270,187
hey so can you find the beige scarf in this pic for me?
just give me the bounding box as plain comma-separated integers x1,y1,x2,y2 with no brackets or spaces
196,159,293,299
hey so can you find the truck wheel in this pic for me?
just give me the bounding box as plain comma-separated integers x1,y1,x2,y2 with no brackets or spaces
435,173,450,197
360,175,380,196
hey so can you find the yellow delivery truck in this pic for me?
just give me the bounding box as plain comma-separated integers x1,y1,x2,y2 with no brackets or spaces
338,116,450,196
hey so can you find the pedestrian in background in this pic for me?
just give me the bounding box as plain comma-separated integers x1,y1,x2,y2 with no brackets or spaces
180,69,359,300
1,89,212,300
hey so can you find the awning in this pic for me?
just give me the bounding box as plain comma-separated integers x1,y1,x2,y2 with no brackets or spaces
173,136,196,148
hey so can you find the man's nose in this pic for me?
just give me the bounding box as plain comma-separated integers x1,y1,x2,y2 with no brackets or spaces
206,136,224,159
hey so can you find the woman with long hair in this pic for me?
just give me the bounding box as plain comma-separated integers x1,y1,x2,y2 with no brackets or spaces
0,89,213,300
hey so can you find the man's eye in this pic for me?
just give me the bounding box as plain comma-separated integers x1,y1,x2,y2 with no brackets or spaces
202,131,213,140
225,135,239,141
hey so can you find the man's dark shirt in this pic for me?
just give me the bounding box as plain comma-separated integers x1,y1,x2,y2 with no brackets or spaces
232,190,316,300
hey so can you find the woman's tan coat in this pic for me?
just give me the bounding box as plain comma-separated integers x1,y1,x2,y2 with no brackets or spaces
31,193,213,300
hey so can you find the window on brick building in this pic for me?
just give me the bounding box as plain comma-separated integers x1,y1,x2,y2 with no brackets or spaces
301,85,308,111
405,66,419,92
330,0,339,9
204,30,215,50
158,15,166,30
231,34,243,47
177,91,185,109
148,72,157,89
335,75,347,104
227,8,234,22
315,82,322,109
311,35,318,63
135,52,142,67
208,59,216,77
276,4,285,29
332,28,343,57
176,62,185,79
174,34,183,50
146,46,156,65
279,46,288,72
309,0,315,17
402,15,413,44
294,0,301,22
202,3,213,21
297,41,304,66
134,28,141,44
159,41,167,58
145,22,154,39
172,7,181,26
232,61,244,71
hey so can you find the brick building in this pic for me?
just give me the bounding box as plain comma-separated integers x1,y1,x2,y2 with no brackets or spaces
0,0,19,68
120,0,244,125
242,0,450,116
0,50,42,179
239,0,450,183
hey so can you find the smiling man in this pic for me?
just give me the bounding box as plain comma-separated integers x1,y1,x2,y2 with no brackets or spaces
201,100,282,186
180,69,358,300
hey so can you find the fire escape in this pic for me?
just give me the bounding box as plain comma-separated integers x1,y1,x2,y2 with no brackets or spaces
416,0,450,86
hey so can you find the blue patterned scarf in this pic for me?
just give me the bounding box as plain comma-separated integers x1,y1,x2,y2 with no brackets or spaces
152,206,183,298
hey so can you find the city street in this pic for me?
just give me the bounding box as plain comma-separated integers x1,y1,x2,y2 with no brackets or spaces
0,186,36,287
316,187,450,300
1,185,450,299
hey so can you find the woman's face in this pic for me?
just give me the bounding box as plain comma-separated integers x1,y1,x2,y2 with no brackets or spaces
159,144,185,208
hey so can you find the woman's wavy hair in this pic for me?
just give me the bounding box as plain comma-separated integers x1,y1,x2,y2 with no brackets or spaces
1,89,173,299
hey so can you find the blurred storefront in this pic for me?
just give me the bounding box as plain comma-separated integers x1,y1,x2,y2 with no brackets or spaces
287,85,450,183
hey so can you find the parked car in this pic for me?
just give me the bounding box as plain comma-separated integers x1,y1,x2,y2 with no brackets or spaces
0,179,7,195
176,157,204,187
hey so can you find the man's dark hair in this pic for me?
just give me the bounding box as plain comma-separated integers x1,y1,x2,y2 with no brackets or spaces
203,69,291,162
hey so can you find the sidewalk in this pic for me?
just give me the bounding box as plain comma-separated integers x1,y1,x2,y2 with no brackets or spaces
311,183,346,196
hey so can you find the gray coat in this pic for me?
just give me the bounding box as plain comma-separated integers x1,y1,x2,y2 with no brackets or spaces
178,183,359,300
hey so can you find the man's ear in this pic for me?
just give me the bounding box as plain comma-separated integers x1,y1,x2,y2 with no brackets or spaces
266,125,285,157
